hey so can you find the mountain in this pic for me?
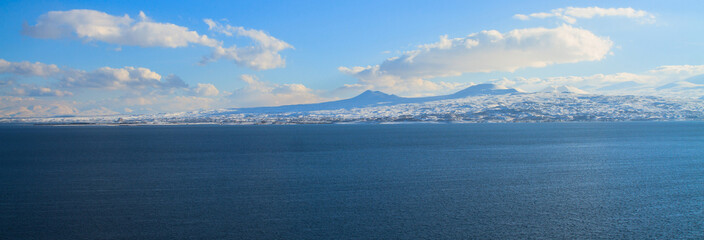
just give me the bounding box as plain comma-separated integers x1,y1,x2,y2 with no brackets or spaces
16,91,704,125
232,83,520,114
540,85,589,94
225,90,404,114
597,81,642,92
684,74,704,84
448,83,521,97
656,81,704,91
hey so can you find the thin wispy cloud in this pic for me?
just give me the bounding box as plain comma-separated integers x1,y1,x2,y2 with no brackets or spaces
514,7,655,24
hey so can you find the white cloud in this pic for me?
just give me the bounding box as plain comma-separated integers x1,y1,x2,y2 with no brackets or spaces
0,93,219,118
514,7,655,24
22,9,219,48
648,65,704,76
77,106,120,116
0,59,188,91
340,25,612,96
0,59,61,77
508,73,654,92
23,10,293,71
202,19,294,70
12,84,73,97
0,96,78,118
194,83,219,96
114,94,219,113
0,59,223,117
231,74,325,107
61,66,187,90
503,64,704,96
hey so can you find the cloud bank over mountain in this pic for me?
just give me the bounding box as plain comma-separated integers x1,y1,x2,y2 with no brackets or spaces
340,25,612,95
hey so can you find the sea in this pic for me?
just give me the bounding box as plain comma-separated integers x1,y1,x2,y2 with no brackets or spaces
1,122,703,239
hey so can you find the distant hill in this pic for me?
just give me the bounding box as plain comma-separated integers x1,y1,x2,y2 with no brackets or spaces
540,85,589,94
684,74,704,84
231,83,521,113
597,81,642,92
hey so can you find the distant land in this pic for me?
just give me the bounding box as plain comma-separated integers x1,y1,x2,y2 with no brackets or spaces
3,83,704,125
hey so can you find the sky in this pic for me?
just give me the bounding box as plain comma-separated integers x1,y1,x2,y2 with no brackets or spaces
1,0,704,117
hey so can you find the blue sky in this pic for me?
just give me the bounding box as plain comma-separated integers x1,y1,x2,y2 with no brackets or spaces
1,0,704,117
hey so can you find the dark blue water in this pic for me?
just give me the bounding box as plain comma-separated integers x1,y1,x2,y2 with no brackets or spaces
1,122,703,239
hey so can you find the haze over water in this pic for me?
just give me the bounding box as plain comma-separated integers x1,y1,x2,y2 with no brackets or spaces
1,122,703,239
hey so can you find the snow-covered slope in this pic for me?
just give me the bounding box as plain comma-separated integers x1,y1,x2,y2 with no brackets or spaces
540,85,589,94
448,83,520,97
656,81,704,91
6,92,704,125
230,83,520,114
684,74,704,84
597,81,643,92
229,90,405,114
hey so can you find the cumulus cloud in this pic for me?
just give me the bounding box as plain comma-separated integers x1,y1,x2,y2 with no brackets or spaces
0,96,78,118
514,7,655,24
0,58,242,117
0,58,223,117
500,64,704,96
202,19,294,70
0,59,61,77
12,84,73,97
22,9,219,48
0,59,188,91
340,25,612,95
231,74,325,107
22,10,293,71
194,83,219,96
61,66,187,90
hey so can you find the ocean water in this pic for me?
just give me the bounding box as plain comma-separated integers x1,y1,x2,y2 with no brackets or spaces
1,122,703,239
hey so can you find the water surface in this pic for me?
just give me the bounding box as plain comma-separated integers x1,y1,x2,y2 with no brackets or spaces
1,122,703,239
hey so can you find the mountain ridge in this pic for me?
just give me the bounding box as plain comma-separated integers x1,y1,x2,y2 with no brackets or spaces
232,83,521,114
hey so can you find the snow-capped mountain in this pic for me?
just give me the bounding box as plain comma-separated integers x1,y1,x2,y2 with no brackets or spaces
597,81,643,92
684,74,704,84
6,88,704,125
656,81,704,91
540,85,589,94
230,90,405,114
648,76,704,97
446,83,521,97
232,83,520,113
